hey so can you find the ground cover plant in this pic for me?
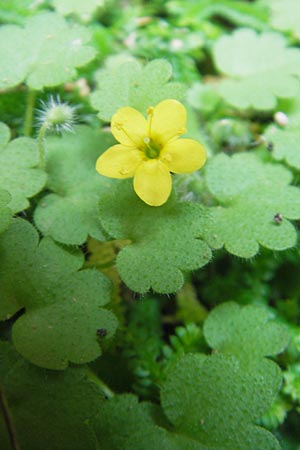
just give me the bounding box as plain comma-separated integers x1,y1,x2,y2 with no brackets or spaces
1,0,300,449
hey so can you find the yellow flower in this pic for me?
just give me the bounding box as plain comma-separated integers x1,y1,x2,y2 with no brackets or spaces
96,99,206,206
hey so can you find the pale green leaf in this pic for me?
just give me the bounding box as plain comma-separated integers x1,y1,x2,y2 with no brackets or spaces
161,302,287,449
90,58,186,121
0,189,12,235
213,28,300,110
0,123,46,213
0,12,96,90
99,180,211,294
265,125,300,169
52,0,104,21
268,0,300,35
202,153,300,257
34,126,114,245
0,219,117,369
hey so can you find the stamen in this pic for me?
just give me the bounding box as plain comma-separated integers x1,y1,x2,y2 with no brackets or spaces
119,167,131,175
115,122,123,130
147,106,154,115
143,137,150,144
147,106,154,136
162,153,172,162
113,121,139,146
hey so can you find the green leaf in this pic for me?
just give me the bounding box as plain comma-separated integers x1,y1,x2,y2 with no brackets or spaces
265,125,300,170
161,353,281,450
0,122,46,213
203,302,290,360
160,302,288,449
167,0,268,30
0,12,96,90
0,189,12,235
0,219,118,369
213,28,300,110
268,0,300,35
92,393,207,450
202,153,300,257
34,126,114,245
0,0,40,25
99,180,212,294
90,58,186,121
52,0,104,21
0,342,102,450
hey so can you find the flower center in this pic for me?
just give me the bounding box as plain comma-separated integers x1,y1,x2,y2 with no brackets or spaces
142,137,161,159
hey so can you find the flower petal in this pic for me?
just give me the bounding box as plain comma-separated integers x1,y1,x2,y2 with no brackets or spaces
150,99,187,146
133,160,172,206
96,145,143,179
160,138,206,173
111,107,147,146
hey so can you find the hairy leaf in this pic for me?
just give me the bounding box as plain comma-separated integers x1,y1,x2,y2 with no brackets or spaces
99,180,211,294
0,12,96,90
0,219,117,369
268,0,300,35
34,126,113,245
52,0,104,21
90,58,186,121
0,189,12,235
265,125,300,169
161,353,281,450
213,28,300,110
161,302,288,449
0,342,102,450
93,393,207,450
204,301,289,359
0,122,46,213
202,153,300,257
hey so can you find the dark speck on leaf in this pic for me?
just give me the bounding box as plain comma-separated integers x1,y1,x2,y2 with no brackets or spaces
267,142,274,151
274,212,283,224
97,328,108,337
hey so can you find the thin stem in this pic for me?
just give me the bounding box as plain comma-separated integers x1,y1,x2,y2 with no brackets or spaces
85,368,114,399
37,122,49,169
0,384,21,450
23,90,37,137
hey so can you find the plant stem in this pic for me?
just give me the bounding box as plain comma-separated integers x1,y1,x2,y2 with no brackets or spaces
0,384,21,450
85,368,114,399
37,121,49,169
23,90,36,137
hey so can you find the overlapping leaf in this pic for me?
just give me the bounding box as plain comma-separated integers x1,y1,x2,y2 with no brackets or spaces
99,180,212,294
90,58,186,121
0,219,117,369
201,152,300,257
0,343,102,450
268,0,300,35
52,0,104,21
93,302,287,450
265,125,300,169
0,0,42,25
161,302,288,450
93,393,207,450
0,122,46,213
213,28,300,110
0,11,96,90
203,302,290,360
167,0,268,30
0,189,12,235
34,126,114,245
